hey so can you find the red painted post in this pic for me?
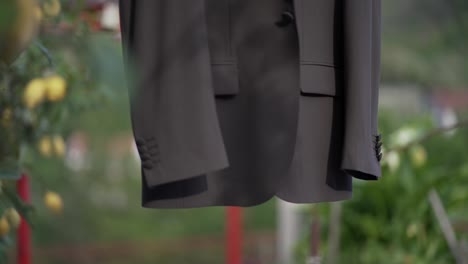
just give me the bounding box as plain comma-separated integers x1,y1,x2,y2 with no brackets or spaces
226,206,242,264
16,173,31,264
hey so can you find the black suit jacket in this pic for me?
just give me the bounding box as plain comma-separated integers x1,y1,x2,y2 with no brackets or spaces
119,0,382,208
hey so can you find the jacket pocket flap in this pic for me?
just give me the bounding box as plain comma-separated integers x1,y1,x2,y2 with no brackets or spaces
300,64,343,96
212,63,240,96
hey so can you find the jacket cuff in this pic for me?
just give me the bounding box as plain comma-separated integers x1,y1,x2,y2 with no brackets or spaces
340,133,382,180
141,157,229,189
135,135,230,189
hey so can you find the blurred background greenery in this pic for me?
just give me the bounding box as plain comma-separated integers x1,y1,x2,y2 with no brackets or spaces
0,0,467,263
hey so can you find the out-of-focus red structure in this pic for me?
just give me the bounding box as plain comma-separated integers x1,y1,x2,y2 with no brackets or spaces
16,174,31,264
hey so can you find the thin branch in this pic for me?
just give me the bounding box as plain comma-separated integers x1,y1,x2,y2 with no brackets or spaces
388,119,468,153
34,40,54,68
428,189,464,264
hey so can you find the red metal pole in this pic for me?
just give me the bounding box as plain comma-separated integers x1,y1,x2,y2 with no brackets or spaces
16,173,31,264
226,206,243,264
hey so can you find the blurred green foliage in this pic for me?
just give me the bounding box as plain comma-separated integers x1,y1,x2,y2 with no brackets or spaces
0,0,115,260
382,0,468,86
294,110,468,264
0,1,17,32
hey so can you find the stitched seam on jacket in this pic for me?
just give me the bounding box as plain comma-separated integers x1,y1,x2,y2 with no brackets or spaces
300,62,344,70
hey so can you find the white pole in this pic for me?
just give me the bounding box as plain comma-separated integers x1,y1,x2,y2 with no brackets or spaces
277,199,304,264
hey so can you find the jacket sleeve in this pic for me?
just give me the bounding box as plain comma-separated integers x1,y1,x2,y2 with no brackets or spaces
118,0,229,188
340,0,382,180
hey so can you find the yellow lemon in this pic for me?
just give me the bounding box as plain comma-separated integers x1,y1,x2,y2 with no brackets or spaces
406,223,419,238
23,78,47,108
4,208,21,228
45,75,67,102
38,135,53,157
44,191,63,214
0,0,41,64
42,0,61,17
52,135,66,157
410,145,427,168
0,216,10,237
